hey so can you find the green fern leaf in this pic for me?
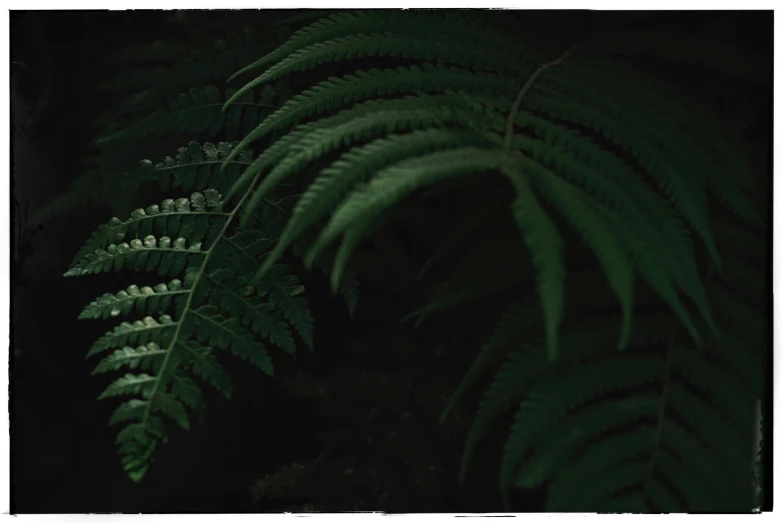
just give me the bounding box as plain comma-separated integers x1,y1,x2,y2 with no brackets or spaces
224,65,513,163
521,92,722,273
508,111,715,332
88,315,177,359
240,93,500,227
200,268,296,354
516,157,635,349
516,394,660,489
499,356,665,506
149,393,190,430
66,235,206,277
92,343,167,375
139,142,254,194
231,32,517,102
187,306,274,376
72,181,313,480
258,127,497,276
460,347,547,483
171,375,204,413
99,374,158,400
503,171,565,361
80,281,187,320
307,147,504,272
69,190,228,269
228,10,539,85
184,342,233,399
68,11,766,500
256,265,314,350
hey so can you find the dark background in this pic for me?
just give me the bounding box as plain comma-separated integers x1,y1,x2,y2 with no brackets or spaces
10,10,773,513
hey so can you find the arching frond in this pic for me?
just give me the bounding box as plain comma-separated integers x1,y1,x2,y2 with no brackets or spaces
306,148,505,281
223,65,514,163
227,10,542,85
65,11,766,512
69,185,313,481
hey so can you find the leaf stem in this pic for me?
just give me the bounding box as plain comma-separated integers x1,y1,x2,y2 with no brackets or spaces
140,170,266,426
503,46,576,160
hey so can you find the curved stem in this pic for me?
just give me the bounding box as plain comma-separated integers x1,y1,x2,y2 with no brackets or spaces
503,45,576,160
140,170,266,425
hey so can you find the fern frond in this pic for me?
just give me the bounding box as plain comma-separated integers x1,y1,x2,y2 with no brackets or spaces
459,312,670,485
239,93,501,226
223,118,331,204
229,32,518,104
665,382,750,479
224,65,514,163
92,343,168,375
228,10,541,85
306,147,504,275
494,325,760,512
186,305,274,376
199,268,296,354
70,11,766,503
567,56,760,191
504,171,565,360
87,315,177,359
66,235,206,278
510,111,714,330
139,142,254,194
460,347,546,483
113,416,165,482
255,264,314,350
546,58,761,227
170,374,204,415
547,429,654,510
337,266,359,317
515,394,660,489
71,182,313,481
520,90,722,272
69,189,228,268
80,281,187,320
257,127,498,275
99,373,158,400
596,205,703,344
183,341,233,399
506,156,635,350
499,355,665,505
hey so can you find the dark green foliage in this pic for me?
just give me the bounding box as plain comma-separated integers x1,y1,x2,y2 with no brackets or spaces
97,86,268,145
65,10,767,511
35,25,293,222
217,10,766,512
69,186,314,480
137,141,254,194
69,189,228,272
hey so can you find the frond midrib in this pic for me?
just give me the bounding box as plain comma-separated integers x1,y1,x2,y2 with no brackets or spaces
137,175,263,429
